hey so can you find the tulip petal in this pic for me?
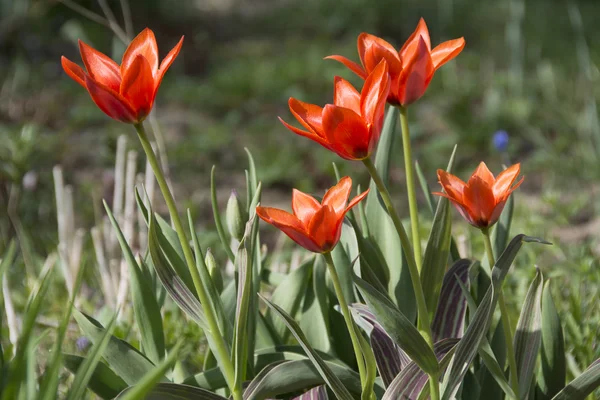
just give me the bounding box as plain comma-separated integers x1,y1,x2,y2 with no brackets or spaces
84,75,136,123
333,77,361,113
431,38,465,70
322,176,352,215
288,98,325,135
120,54,155,120
463,176,496,226
360,59,390,126
325,55,368,79
437,169,466,202
61,56,86,88
308,205,341,253
344,188,370,216
257,206,322,253
492,163,521,199
292,189,321,226
121,28,159,76
399,18,432,59
489,199,508,227
279,117,332,150
78,40,121,92
358,33,403,77
156,36,184,90
398,36,434,105
471,162,495,188
322,104,370,160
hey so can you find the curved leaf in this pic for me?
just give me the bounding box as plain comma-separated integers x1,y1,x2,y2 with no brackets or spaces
431,259,471,341
293,385,328,400
551,359,600,400
63,355,127,400
120,383,228,400
539,280,566,398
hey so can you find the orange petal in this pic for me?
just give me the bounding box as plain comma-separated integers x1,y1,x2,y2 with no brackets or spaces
398,36,434,105
470,162,495,188
463,176,496,227
322,176,352,215
84,75,136,123
333,77,361,114
156,36,184,90
437,169,466,202
78,40,121,92
325,55,368,79
307,205,342,252
360,59,390,126
121,28,159,77
120,54,155,121
61,56,86,88
292,189,321,226
256,206,322,253
322,104,370,160
431,38,465,71
400,18,432,60
279,117,333,152
344,188,369,216
359,33,403,76
288,98,325,135
492,163,521,199
488,199,508,227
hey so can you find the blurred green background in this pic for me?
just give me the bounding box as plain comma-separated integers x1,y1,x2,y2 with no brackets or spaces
0,0,599,381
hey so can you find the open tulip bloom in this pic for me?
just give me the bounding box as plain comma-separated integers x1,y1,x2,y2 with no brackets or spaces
279,60,390,160
256,177,368,253
327,18,465,106
434,162,524,229
61,28,183,123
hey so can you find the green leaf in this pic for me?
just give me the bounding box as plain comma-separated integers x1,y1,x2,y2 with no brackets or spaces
67,313,118,400
63,355,127,399
353,276,439,375
420,196,452,317
551,359,600,400
266,257,313,342
300,257,332,354
211,165,236,262
105,201,165,364
233,242,252,388
331,220,359,302
440,235,550,400
119,383,227,400
538,281,566,399
431,259,471,340
72,310,158,385
243,360,362,399
514,268,544,399
244,147,258,212
259,295,354,400
415,160,436,216
115,342,183,400
364,106,415,319
147,211,210,332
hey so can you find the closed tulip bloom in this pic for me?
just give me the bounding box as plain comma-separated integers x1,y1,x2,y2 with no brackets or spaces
327,18,465,106
61,28,183,123
279,60,390,160
433,162,523,229
256,177,369,253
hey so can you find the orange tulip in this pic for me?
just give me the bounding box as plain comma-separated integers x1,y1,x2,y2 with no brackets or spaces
256,177,369,253
61,28,183,123
433,162,524,229
279,60,390,160
326,18,465,106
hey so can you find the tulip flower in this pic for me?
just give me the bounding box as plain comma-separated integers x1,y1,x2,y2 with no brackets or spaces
256,177,369,253
61,28,183,123
326,18,465,106
279,60,390,160
433,162,524,229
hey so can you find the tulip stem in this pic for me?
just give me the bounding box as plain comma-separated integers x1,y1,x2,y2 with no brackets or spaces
134,123,240,399
398,105,422,270
482,228,519,399
323,252,369,395
362,157,433,347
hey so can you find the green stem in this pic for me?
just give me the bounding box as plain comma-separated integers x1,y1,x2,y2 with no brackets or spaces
429,371,440,400
362,156,433,347
323,252,367,392
398,106,422,269
482,228,519,399
134,123,240,400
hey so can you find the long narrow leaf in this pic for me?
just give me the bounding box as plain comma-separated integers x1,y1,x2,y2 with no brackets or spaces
63,355,127,399
431,259,471,341
233,242,252,388
551,359,600,400
120,383,227,400
260,295,354,400
293,385,329,400
539,281,566,398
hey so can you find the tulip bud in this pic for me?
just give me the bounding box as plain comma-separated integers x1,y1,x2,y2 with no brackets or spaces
205,249,223,293
226,190,247,241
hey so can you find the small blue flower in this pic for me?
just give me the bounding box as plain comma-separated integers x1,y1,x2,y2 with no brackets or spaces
76,336,91,351
493,130,509,152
